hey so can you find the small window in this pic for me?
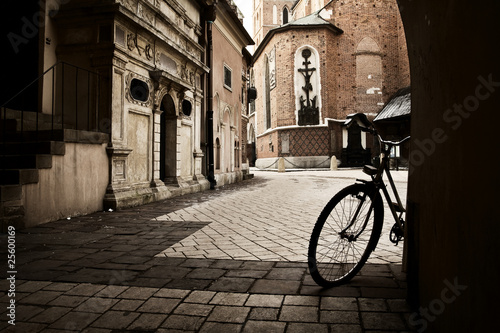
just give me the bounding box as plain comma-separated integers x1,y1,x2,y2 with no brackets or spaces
182,100,192,116
224,64,232,90
130,78,149,102
283,7,289,25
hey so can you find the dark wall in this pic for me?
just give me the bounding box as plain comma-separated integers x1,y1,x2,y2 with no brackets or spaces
400,0,500,332
1,1,40,109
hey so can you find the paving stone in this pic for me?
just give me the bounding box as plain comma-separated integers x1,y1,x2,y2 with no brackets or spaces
127,277,170,288
245,294,284,308
112,299,144,311
329,324,363,333
48,295,88,307
174,303,214,316
29,306,72,323
265,268,306,280
154,288,190,299
286,323,329,333
74,297,119,313
300,285,361,297
358,298,388,312
186,268,226,280
242,320,286,333
65,284,106,297
127,313,168,331
15,304,45,321
279,305,319,323
350,276,399,288
320,310,360,324
321,297,358,311
142,265,193,279
117,286,159,300
361,312,407,330
360,287,406,299
210,260,244,269
137,297,181,313
42,282,79,292
16,280,53,292
208,277,255,293
387,298,412,312
94,285,129,298
3,321,47,332
210,292,249,306
249,279,300,294
81,328,112,333
166,278,213,290
225,269,268,278
207,305,251,323
49,311,100,330
90,310,140,330
284,295,320,306
184,290,217,304
238,261,275,270
199,321,242,333
181,258,216,268
248,307,279,321
19,290,63,305
161,314,205,331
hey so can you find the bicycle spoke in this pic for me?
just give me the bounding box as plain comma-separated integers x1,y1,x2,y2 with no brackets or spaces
309,184,383,287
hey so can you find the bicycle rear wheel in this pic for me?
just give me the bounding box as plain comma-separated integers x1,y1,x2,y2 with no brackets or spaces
308,183,383,287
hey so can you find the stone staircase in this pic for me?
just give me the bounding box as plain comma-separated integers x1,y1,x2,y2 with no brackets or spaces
0,113,66,232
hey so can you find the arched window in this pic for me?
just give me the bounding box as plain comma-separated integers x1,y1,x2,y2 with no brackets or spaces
215,138,221,170
264,54,271,129
282,7,289,25
273,5,278,24
355,37,383,113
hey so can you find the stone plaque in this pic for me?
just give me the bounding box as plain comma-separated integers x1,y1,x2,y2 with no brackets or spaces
281,132,289,154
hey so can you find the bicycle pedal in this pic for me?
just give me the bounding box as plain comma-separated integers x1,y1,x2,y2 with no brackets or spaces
389,222,404,245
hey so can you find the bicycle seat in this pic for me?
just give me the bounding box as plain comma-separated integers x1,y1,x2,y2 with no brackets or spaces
363,165,378,176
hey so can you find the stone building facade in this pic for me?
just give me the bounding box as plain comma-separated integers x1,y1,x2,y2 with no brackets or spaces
251,0,410,169
210,1,254,185
0,0,253,229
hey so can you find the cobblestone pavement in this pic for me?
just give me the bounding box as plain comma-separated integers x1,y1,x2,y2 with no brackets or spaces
0,169,417,332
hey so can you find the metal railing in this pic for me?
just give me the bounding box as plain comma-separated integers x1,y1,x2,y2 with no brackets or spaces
1,61,108,143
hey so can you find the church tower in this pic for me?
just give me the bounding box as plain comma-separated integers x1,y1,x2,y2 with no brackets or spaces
252,0,296,48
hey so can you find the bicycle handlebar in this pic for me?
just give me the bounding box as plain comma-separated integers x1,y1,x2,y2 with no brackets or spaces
379,136,411,147
360,126,410,146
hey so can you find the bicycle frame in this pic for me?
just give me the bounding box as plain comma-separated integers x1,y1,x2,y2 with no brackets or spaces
373,141,406,231
357,135,410,244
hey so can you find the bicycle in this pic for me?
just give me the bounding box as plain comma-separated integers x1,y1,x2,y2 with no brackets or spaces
308,127,410,288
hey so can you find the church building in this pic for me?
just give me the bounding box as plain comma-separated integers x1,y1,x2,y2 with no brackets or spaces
250,0,410,169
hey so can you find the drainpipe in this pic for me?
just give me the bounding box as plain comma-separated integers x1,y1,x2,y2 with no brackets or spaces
206,3,217,189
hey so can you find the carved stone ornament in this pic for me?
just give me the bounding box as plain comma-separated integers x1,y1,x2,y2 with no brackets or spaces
127,33,140,53
144,44,154,60
298,48,319,126
125,72,154,107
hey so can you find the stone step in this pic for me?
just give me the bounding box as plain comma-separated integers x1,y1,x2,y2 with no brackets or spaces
0,119,17,132
0,154,52,169
0,169,39,185
0,141,65,156
0,184,22,202
3,130,65,142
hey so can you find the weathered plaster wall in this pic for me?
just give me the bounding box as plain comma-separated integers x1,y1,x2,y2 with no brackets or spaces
23,142,109,227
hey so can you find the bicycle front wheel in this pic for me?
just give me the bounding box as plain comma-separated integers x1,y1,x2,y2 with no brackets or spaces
308,183,383,288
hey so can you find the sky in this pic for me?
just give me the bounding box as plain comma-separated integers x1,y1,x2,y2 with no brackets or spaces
233,0,253,36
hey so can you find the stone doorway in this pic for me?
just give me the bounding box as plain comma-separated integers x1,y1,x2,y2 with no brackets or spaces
159,94,177,185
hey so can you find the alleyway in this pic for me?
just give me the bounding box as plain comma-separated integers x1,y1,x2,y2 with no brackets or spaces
1,169,415,332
